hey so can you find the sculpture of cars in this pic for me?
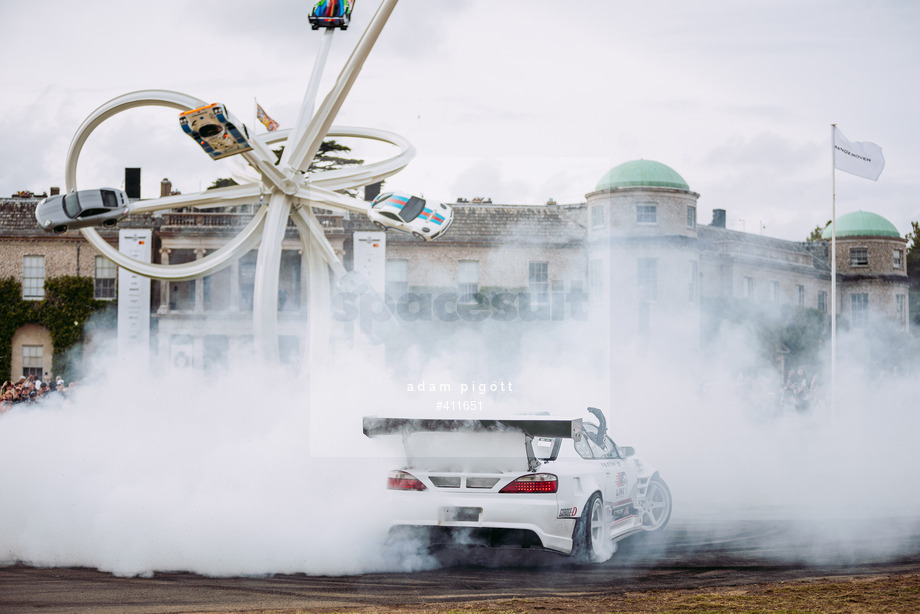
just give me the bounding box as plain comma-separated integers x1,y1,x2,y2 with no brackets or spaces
367,192,453,241
309,0,353,30
35,188,129,233
363,407,672,562
179,103,252,160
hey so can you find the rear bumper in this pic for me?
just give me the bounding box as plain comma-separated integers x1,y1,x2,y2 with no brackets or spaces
383,492,577,555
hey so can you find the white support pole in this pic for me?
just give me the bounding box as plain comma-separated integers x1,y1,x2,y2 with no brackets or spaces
253,190,293,362
830,124,837,414
286,0,400,174
280,28,336,170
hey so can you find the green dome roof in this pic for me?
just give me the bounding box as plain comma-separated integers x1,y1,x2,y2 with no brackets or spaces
596,159,690,191
821,211,901,239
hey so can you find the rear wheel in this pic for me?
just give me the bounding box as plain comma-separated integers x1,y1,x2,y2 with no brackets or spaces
639,477,672,531
572,492,606,562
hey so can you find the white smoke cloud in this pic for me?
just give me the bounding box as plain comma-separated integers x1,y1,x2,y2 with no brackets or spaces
1,291,918,576
0,345,438,577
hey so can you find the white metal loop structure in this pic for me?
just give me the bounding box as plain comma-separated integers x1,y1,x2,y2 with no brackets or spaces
66,0,408,363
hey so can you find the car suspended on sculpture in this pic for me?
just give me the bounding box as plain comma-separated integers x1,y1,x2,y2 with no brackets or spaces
35,188,129,233
310,0,353,30
179,102,253,160
364,407,672,563
367,191,453,241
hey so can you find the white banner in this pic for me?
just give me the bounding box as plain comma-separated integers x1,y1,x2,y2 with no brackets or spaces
353,231,387,295
834,127,885,181
117,229,152,365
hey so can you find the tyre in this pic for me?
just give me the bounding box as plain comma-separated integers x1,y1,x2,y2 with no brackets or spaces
572,492,606,562
372,222,388,231
639,477,672,531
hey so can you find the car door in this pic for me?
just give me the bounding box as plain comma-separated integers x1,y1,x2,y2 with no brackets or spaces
593,434,639,530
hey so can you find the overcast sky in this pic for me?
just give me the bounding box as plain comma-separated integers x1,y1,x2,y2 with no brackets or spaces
1,0,918,241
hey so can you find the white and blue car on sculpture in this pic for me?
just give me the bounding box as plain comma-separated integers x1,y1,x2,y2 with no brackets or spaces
367,191,453,241
363,408,672,562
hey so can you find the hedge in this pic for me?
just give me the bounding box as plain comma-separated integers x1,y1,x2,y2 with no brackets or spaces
0,276,116,381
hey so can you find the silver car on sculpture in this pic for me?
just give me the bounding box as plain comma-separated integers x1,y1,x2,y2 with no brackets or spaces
35,188,129,233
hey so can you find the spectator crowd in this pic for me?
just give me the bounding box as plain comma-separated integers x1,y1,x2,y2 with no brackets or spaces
0,373,75,413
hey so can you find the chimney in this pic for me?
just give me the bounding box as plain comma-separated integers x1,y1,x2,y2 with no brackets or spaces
125,167,141,199
50,187,60,196
711,209,726,228
160,178,172,197
364,181,381,202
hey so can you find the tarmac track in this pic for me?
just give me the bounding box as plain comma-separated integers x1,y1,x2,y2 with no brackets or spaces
3,518,920,614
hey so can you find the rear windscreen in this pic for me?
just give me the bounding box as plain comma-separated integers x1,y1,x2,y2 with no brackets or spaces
403,431,528,473
101,190,119,208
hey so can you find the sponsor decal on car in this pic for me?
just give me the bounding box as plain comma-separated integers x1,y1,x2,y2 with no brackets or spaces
615,471,628,499
558,506,578,518
612,503,635,523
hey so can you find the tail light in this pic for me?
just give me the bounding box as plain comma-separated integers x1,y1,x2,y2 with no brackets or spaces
387,470,427,491
499,473,558,493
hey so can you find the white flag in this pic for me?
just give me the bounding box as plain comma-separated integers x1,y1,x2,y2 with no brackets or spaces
834,127,884,181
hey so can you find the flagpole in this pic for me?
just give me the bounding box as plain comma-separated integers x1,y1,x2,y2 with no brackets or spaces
830,124,837,414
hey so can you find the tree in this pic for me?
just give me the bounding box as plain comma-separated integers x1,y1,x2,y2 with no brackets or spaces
307,139,364,173
270,139,363,171
208,140,364,193
807,220,831,241
906,221,920,328
906,221,920,288
207,178,239,190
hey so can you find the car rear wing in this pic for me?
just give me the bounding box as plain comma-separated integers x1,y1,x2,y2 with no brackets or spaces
363,417,583,472
363,416,582,440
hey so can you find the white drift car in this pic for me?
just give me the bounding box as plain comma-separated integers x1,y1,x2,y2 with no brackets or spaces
363,408,671,562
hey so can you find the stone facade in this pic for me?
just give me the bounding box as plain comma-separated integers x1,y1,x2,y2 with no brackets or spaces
0,160,912,378
832,234,910,329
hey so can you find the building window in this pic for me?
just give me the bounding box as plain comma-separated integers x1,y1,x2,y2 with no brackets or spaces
22,345,43,379
897,294,907,323
385,259,408,299
743,276,754,300
849,247,868,267
279,250,302,311
529,262,549,305
591,204,606,229
688,260,698,302
818,290,827,313
94,256,117,300
893,249,904,269
589,259,603,300
638,259,658,302
238,253,257,311
770,281,779,303
851,293,868,328
457,260,479,302
22,255,45,300
636,204,657,224
796,284,805,307
686,206,696,229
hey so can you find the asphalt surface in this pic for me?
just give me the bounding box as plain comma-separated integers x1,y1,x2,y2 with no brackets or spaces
3,518,919,614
